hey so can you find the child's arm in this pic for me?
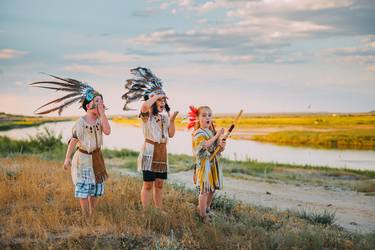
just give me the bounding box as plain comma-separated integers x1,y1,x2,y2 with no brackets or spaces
141,94,163,113
168,111,179,138
98,100,111,135
64,138,78,170
204,128,224,149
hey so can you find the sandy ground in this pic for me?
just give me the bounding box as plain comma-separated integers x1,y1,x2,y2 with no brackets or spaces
111,167,375,234
170,170,375,233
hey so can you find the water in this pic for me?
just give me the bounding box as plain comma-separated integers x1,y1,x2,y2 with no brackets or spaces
1,121,374,171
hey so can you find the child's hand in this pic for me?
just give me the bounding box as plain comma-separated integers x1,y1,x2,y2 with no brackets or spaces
219,140,226,151
170,111,179,121
97,100,105,116
217,128,224,138
63,158,71,170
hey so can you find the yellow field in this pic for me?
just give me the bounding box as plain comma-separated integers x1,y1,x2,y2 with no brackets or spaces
112,113,375,150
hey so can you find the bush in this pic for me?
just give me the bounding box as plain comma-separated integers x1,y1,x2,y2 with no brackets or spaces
297,208,337,226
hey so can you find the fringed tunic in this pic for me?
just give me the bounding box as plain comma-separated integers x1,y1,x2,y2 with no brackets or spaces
137,112,170,173
71,117,103,185
193,128,223,193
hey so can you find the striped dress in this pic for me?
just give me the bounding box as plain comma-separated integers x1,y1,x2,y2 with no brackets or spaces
193,128,223,193
137,112,170,172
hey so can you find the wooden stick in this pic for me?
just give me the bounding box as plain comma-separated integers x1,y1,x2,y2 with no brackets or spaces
209,110,243,161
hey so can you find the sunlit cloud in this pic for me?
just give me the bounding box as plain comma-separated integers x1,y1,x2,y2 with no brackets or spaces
0,49,28,59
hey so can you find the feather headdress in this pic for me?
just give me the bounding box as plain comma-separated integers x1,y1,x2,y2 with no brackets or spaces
122,67,166,111
30,74,101,115
187,106,199,130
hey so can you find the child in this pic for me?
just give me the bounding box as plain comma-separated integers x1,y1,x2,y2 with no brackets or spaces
31,75,111,216
122,67,178,209
188,106,226,220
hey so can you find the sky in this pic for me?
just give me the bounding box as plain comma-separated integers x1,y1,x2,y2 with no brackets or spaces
0,0,374,116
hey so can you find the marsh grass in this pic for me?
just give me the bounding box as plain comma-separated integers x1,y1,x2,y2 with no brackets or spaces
1,156,374,249
0,112,71,131
113,113,375,150
252,129,375,150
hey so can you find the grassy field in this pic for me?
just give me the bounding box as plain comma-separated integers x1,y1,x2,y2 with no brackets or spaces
1,130,375,248
0,112,73,131
2,129,373,196
1,155,375,249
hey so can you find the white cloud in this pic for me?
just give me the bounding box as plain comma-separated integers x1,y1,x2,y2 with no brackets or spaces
128,15,331,64
64,50,140,63
195,0,355,12
0,49,29,59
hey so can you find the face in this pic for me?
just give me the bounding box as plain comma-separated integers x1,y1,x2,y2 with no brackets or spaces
155,97,166,113
86,95,103,114
198,108,212,129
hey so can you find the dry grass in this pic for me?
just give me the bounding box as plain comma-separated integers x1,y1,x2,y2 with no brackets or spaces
1,156,374,249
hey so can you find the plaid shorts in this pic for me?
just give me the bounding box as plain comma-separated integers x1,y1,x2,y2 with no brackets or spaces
74,182,104,198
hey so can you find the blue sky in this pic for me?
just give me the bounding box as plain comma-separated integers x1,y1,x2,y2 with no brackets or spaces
0,0,374,116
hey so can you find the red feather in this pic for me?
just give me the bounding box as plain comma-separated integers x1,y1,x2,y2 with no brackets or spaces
187,105,198,130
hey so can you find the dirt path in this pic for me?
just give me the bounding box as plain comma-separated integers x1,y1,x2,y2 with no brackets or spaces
111,167,375,233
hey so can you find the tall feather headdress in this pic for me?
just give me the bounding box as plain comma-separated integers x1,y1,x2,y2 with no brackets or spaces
122,67,166,111
30,74,101,115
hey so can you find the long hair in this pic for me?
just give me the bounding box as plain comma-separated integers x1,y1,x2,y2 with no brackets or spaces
194,106,217,136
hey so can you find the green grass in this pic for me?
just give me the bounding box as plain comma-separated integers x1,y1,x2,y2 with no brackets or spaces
297,209,337,226
252,129,375,150
1,129,374,193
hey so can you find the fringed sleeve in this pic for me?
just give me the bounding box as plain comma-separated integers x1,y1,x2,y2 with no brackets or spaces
193,132,210,160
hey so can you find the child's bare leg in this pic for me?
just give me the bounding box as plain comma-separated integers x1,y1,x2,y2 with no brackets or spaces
141,181,154,209
153,179,164,209
199,193,208,218
79,198,90,216
206,191,215,210
88,196,97,216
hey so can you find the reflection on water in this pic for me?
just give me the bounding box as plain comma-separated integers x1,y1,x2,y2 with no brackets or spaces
1,121,374,171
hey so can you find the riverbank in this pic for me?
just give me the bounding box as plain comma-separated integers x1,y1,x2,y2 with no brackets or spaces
0,112,73,131
251,129,375,150
2,130,374,194
113,113,375,150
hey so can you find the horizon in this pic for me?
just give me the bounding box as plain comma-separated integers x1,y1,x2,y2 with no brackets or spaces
1,0,374,116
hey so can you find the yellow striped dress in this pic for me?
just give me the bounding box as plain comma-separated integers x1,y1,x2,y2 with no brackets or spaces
192,128,223,193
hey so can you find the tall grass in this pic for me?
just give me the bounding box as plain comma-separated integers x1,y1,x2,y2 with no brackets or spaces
0,128,67,160
1,156,374,249
297,209,337,226
252,129,375,150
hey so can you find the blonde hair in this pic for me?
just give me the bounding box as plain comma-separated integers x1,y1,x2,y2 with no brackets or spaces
194,106,217,135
